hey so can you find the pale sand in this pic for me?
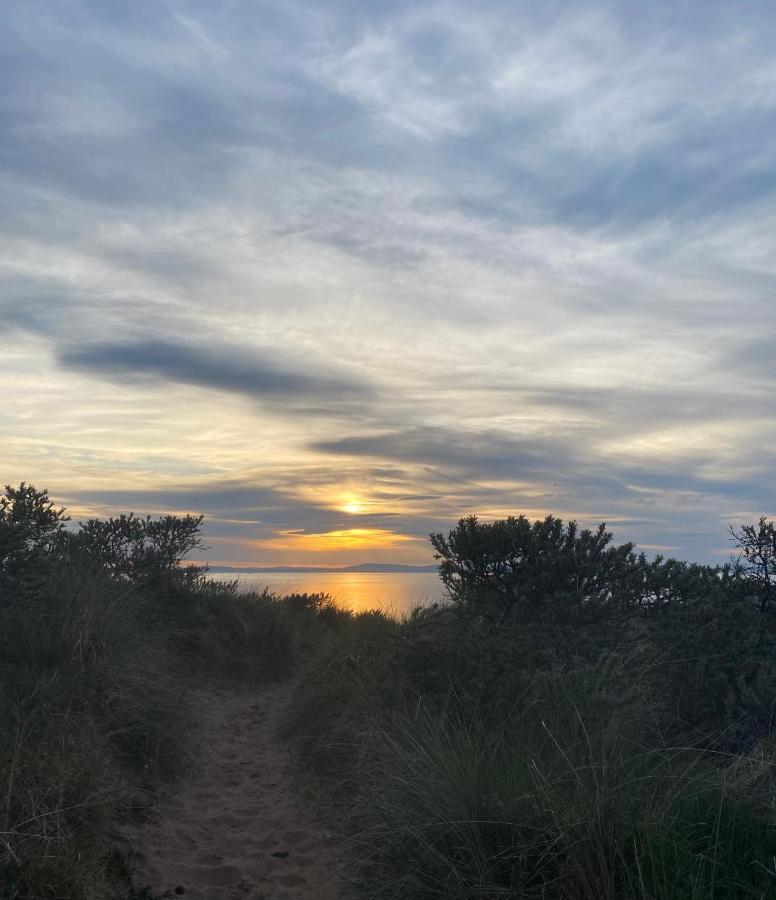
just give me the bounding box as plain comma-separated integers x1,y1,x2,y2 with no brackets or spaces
128,682,342,900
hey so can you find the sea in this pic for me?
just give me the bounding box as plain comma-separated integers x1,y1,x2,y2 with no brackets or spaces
208,571,446,617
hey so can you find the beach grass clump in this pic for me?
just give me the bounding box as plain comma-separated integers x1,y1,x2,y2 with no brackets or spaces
0,484,299,898
157,579,296,683
0,562,190,899
354,707,776,899
0,567,299,898
289,616,776,899
0,581,309,897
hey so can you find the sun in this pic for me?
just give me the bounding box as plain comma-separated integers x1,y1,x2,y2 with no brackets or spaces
340,494,365,515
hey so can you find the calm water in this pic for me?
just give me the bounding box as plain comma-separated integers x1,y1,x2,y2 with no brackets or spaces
209,571,445,616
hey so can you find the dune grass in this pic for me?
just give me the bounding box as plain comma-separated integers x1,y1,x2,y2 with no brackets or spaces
286,606,776,900
6,567,776,898
7,568,776,899
0,561,307,899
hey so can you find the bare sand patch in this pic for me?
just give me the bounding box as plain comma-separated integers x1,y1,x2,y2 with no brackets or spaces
127,682,341,900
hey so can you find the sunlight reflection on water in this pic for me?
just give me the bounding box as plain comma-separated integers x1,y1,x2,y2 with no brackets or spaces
209,571,445,616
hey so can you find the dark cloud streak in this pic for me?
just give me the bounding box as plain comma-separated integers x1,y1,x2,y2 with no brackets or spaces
312,426,569,478
58,339,371,406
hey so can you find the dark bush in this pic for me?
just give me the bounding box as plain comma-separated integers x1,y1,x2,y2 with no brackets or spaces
71,511,205,587
0,483,69,598
430,514,647,626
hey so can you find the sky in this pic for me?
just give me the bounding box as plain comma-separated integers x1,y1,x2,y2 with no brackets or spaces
2,0,776,568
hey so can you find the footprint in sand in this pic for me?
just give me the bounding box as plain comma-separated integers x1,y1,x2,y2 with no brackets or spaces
126,683,341,900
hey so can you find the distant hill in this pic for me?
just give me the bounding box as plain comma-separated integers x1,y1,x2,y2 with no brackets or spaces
207,563,439,574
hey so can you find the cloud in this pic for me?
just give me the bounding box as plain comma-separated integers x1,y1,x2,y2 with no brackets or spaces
57,338,371,409
4,0,776,567
725,334,776,382
312,426,569,479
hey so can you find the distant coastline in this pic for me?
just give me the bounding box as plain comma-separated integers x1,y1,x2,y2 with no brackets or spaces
208,563,439,574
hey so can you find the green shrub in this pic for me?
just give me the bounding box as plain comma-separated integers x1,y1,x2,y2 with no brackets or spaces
644,582,776,752
7,484,776,898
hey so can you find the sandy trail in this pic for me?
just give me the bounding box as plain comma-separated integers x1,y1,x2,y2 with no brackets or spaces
129,681,341,900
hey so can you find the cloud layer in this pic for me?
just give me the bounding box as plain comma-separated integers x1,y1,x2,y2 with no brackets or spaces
2,0,775,564
58,339,371,411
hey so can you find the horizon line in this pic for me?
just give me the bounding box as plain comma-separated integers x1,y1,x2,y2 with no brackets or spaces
205,562,439,574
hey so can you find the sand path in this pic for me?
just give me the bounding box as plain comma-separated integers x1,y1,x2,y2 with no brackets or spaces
129,681,341,900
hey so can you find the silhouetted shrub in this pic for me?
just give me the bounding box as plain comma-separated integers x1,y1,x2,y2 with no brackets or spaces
730,515,776,611
430,514,647,626
0,483,69,597
645,574,776,750
72,511,205,587
282,591,334,615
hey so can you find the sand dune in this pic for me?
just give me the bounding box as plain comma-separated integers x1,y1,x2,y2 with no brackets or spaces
128,682,341,900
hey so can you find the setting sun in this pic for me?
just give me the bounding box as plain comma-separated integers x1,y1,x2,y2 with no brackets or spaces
340,495,365,515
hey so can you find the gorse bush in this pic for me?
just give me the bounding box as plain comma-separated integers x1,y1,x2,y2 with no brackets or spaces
431,515,646,624
0,483,69,567
643,579,776,752
431,514,734,625
71,511,206,586
426,514,776,745
0,483,206,598
0,484,69,600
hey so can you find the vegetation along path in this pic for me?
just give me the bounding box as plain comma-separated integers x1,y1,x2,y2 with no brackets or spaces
128,681,341,900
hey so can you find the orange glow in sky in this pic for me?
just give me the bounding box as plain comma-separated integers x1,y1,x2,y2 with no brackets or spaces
260,528,416,552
